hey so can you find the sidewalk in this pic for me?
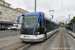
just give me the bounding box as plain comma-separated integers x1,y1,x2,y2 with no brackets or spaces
67,30,75,38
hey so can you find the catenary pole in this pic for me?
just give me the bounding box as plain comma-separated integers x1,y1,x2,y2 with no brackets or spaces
35,0,36,12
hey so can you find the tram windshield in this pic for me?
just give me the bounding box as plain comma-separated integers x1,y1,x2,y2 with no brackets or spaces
22,16,40,28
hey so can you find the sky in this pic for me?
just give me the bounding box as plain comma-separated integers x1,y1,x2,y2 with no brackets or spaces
5,0,75,24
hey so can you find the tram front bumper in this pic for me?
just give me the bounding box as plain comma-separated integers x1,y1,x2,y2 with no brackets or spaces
20,37,44,42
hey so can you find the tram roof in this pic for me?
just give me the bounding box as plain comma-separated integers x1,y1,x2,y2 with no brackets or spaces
25,12,57,24
25,12,44,16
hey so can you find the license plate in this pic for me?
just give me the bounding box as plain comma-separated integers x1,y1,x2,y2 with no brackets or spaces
26,36,30,38
24,36,30,38
24,40,29,41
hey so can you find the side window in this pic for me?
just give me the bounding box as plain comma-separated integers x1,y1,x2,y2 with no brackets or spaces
52,23,54,30
50,22,53,31
36,18,40,28
44,19,51,31
36,18,44,28
41,22,44,28
46,20,49,31
36,22,40,28
44,19,46,28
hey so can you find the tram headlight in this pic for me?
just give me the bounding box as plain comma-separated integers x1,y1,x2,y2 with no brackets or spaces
37,32,40,34
35,35,37,37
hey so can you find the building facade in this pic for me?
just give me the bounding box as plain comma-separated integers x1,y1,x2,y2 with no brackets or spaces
0,0,29,23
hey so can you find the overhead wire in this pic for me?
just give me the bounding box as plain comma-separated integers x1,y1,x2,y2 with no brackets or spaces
43,0,51,9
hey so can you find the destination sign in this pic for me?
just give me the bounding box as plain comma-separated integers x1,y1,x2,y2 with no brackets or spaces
25,16,37,18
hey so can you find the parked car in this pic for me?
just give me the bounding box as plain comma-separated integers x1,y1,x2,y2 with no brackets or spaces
0,27,7,30
7,26,11,30
11,24,21,30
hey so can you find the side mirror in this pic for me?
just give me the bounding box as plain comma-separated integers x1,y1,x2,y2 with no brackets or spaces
22,14,24,16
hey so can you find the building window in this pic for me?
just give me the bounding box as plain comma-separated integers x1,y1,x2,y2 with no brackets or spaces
16,20,17,22
3,2,5,5
5,13,7,17
13,11,14,12
0,12,2,17
9,20,11,22
5,8,7,11
9,10,11,12
13,15,15,17
13,20,15,21
9,15,11,18
5,18,7,21
8,4,10,7
9,18,11,20
0,17,2,21
17,11,18,13
9,18,11,21
0,6,2,9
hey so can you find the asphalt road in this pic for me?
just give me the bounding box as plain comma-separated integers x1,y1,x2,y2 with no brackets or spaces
0,30,20,38
0,28,75,50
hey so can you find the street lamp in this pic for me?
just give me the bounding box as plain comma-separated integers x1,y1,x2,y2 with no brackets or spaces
69,14,73,22
66,19,67,24
49,10,54,19
35,0,36,12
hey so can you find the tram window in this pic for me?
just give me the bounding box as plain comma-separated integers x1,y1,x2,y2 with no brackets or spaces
55,24,56,29
44,19,46,27
50,22,53,31
52,23,54,30
46,20,50,31
0,25,1,27
38,18,41,22
36,18,40,28
44,19,51,31
41,22,44,28
36,22,40,28
49,22,52,31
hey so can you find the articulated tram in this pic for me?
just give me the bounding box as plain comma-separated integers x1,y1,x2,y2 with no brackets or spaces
18,12,59,42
